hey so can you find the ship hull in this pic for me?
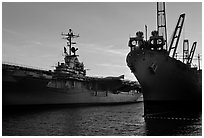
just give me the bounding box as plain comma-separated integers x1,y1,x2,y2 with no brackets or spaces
3,81,141,106
127,49,202,116
3,68,141,106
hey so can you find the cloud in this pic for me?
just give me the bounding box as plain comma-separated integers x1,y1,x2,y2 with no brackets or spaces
79,42,128,56
96,63,127,68
32,41,42,46
3,28,43,48
3,28,21,36
25,40,43,46
106,48,127,56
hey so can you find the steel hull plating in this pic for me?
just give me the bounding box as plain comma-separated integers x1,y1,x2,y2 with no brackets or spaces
127,49,202,115
3,71,141,106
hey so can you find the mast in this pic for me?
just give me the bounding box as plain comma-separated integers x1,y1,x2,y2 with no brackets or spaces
145,25,148,41
198,54,201,70
157,2,168,50
183,39,189,63
61,29,79,56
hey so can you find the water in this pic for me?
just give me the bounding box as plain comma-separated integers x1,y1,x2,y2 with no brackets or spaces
2,102,202,136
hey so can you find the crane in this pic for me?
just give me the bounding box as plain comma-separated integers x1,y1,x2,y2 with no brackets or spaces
183,39,189,64
168,14,185,58
157,2,168,50
187,42,197,65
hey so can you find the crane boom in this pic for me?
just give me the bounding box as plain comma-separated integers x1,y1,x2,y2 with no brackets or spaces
187,42,197,65
168,13,185,58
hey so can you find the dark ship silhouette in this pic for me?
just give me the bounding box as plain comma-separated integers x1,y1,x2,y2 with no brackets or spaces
3,29,142,106
126,3,202,118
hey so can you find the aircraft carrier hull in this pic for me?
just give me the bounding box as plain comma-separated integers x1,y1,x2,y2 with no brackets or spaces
3,67,141,106
126,49,202,115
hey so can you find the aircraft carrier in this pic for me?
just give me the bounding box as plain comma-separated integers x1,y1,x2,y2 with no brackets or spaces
3,29,142,106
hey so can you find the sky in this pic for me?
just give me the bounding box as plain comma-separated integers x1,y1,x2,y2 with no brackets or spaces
2,2,202,81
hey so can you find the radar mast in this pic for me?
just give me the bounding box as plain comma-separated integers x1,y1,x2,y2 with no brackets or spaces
61,29,79,56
